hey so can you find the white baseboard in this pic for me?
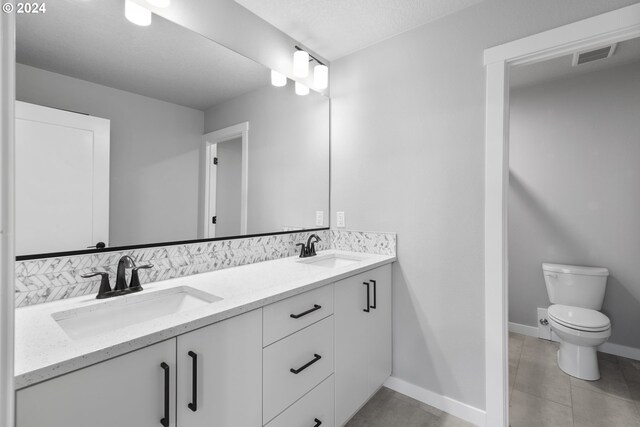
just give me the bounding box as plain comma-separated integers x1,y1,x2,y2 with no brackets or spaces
384,376,486,427
600,341,640,361
508,322,538,338
509,321,640,361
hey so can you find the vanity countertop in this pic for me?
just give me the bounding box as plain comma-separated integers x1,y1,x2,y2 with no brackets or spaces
14,249,395,389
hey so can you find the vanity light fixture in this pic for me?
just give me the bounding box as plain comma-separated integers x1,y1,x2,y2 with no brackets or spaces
293,50,310,77
271,70,287,87
314,64,328,90
295,82,309,96
293,46,329,90
146,0,170,7
125,0,152,26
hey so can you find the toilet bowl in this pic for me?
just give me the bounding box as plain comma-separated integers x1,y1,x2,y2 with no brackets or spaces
547,304,610,380
542,263,610,381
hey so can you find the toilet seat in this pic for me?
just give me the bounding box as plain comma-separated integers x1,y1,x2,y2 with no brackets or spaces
548,304,610,332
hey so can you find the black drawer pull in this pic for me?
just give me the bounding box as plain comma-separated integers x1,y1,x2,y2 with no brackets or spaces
290,354,322,374
313,418,322,427
290,304,322,319
370,280,377,309
160,362,170,427
188,351,198,412
363,282,370,312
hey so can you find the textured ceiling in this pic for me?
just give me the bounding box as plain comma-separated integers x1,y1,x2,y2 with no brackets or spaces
510,37,640,89
16,0,269,111
234,0,484,60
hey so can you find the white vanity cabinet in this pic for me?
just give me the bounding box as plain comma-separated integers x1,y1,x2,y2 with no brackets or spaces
176,308,262,427
16,338,177,427
335,264,392,426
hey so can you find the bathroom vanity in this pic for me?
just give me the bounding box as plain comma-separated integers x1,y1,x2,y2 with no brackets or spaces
14,250,394,427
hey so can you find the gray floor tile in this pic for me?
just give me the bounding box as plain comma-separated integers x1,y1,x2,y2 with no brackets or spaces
572,385,640,427
621,357,640,383
570,358,632,401
509,389,573,427
519,336,560,370
514,355,572,406
435,413,476,427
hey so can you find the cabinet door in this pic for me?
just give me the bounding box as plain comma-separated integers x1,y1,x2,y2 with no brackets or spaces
16,339,176,427
177,309,262,427
334,272,371,426
365,264,392,396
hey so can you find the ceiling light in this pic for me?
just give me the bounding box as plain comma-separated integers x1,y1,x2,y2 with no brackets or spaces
271,70,287,87
314,64,328,90
146,0,170,7
293,50,309,78
125,0,152,26
295,82,309,96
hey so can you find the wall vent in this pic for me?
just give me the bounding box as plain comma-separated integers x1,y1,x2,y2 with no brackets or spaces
572,44,617,66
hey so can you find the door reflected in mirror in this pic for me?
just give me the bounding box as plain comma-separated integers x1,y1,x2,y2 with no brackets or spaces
15,1,329,257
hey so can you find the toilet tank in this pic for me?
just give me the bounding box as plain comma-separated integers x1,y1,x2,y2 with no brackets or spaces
542,263,609,310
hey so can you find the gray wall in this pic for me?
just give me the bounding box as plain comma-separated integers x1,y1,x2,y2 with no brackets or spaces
215,137,242,236
330,0,638,410
205,82,329,233
16,64,204,247
509,62,640,349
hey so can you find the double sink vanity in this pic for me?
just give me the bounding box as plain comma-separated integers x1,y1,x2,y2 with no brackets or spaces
14,249,395,427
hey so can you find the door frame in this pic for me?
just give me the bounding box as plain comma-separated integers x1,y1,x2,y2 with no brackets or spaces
483,4,640,426
202,122,249,237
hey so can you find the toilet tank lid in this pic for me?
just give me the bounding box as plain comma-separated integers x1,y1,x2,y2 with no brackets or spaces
542,263,609,276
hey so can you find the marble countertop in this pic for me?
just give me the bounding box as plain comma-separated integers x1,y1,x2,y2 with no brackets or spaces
14,249,395,389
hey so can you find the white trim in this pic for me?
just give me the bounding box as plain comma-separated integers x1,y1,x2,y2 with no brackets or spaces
484,5,640,426
202,122,249,237
384,376,486,427
508,322,538,338
0,7,15,427
600,342,640,362
508,322,640,361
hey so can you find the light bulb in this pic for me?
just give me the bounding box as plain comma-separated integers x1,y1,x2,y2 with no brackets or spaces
313,64,328,90
295,82,309,96
146,0,170,7
125,0,152,26
271,70,287,87
293,50,309,78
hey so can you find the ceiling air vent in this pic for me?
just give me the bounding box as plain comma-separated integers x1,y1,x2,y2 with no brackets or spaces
572,44,617,66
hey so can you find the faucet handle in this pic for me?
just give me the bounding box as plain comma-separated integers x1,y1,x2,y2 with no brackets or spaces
129,264,153,292
81,272,112,299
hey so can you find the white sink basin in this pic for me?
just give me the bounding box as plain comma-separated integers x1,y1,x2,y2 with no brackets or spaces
52,286,222,340
297,253,365,268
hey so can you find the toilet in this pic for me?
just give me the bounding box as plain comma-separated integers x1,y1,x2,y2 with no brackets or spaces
542,263,611,381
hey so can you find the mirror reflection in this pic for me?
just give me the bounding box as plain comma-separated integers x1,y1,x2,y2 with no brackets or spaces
15,1,329,257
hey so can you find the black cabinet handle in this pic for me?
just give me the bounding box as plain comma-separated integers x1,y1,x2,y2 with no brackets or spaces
370,280,377,309
363,282,370,312
188,351,198,412
290,354,322,374
160,362,170,427
313,418,322,427
290,304,322,319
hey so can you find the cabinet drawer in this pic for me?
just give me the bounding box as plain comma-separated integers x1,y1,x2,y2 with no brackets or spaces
265,375,335,427
263,284,334,346
263,315,334,424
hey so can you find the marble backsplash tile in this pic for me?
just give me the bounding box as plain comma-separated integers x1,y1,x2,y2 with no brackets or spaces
15,229,395,307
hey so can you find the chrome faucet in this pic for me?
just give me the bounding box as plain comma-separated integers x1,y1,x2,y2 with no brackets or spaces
81,255,153,299
296,233,322,258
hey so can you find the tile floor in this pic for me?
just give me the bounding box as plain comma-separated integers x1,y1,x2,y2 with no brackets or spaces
509,332,640,426
345,334,640,426
345,386,475,427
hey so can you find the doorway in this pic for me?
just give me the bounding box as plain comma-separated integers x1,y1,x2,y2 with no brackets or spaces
483,4,640,426
202,122,248,238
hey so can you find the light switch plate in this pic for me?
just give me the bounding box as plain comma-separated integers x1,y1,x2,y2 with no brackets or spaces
336,212,345,228
315,211,324,226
